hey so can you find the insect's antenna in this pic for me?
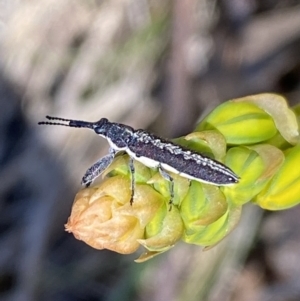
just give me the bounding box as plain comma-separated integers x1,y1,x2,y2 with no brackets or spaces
46,115,75,122
38,115,94,129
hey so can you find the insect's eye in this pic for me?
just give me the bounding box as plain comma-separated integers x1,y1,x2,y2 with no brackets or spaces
94,118,108,135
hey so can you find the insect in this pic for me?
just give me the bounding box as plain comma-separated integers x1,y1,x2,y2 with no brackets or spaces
38,116,239,206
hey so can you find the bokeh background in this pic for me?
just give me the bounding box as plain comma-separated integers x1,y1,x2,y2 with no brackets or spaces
1,1,300,300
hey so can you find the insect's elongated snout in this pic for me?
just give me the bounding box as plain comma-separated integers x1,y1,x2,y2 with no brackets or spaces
38,115,96,129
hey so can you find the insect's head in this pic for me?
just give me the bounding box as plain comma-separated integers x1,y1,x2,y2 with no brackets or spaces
38,116,134,149
38,116,109,135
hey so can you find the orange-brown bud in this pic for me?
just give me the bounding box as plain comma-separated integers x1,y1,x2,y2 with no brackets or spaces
65,175,164,254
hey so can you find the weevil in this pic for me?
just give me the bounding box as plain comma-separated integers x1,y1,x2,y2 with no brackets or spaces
38,116,239,206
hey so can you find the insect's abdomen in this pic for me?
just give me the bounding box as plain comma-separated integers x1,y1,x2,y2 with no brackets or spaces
128,134,238,186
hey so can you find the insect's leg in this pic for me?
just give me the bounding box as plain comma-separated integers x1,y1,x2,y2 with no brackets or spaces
158,165,174,211
81,148,117,187
128,156,135,205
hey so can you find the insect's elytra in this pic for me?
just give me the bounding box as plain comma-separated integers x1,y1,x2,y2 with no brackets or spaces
38,116,239,205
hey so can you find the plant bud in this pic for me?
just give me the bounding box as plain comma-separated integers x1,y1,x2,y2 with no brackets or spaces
254,143,300,210
196,101,277,145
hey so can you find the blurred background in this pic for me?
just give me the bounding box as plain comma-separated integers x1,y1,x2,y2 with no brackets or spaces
1,1,300,300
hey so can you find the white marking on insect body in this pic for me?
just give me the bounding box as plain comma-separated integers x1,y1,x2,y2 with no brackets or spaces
126,151,159,169
38,116,240,206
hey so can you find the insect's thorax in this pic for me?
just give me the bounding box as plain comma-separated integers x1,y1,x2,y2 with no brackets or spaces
103,122,135,151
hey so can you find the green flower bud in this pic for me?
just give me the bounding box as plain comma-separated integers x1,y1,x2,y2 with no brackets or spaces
234,93,299,145
182,206,241,247
223,145,284,206
180,181,228,227
254,143,300,210
196,101,277,145
136,203,183,262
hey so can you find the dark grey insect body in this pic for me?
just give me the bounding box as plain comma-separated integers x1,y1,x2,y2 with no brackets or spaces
38,116,239,206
